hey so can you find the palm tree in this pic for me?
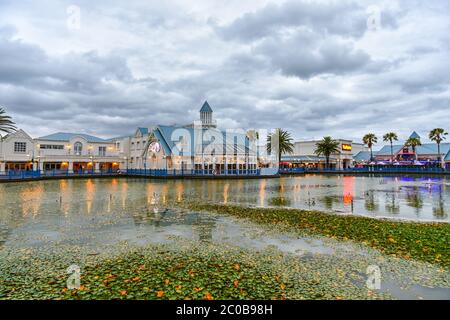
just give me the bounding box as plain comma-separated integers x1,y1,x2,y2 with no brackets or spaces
383,132,398,163
267,128,294,167
363,133,378,162
405,137,422,161
429,128,448,168
0,107,16,135
314,137,340,169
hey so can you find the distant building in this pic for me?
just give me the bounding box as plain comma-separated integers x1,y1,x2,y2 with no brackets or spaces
0,101,268,174
281,139,367,170
112,101,259,173
354,132,450,168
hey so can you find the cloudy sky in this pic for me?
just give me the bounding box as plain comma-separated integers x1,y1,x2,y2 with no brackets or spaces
1,0,449,145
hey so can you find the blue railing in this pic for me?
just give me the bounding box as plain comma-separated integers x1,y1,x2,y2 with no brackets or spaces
126,168,261,177
0,169,119,180
280,167,449,174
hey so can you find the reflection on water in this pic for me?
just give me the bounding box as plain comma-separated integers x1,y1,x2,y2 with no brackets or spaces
0,175,448,226
0,176,449,300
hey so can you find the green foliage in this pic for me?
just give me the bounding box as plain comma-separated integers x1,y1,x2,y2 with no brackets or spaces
266,128,294,163
0,107,16,134
314,137,340,168
188,204,450,267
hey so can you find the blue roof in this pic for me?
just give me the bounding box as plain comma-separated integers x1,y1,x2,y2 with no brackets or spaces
154,125,249,156
38,132,108,143
376,145,403,156
376,143,450,156
137,127,149,135
409,131,421,139
200,101,213,113
353,151,372,162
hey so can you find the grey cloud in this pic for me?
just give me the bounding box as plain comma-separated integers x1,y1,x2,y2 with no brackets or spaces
254,32,371,78
216,0,395,42
0,0,448,143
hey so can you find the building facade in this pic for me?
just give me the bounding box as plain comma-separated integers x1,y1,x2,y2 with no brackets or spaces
0,101,266,174
354,132,450,168
281,139,367,170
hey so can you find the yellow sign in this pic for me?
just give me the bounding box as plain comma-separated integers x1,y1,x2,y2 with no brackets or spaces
342,144,352,151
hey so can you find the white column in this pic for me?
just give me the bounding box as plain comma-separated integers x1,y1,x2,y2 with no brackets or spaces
68,161,74,173
95,162,100,173
0,162,5,172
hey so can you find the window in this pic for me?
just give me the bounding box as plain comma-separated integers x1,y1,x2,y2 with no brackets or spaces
98,146,106,157
14,142,26,153
74,142,83,155
40,144,64,150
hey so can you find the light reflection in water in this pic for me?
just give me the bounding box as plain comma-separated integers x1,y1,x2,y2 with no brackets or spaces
0,175,448,224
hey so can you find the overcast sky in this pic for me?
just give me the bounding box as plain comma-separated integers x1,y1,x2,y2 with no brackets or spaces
0,0,449,145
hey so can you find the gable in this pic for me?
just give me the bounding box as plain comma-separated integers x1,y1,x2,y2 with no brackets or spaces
4,129,33,142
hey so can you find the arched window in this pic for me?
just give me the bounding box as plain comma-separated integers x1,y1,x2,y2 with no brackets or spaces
74,142,83,155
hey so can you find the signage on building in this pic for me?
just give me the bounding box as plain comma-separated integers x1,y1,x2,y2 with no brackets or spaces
342,144,352,152
149,141,161,153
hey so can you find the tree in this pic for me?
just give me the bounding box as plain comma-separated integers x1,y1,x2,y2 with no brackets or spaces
383,132,398,163
429,128,448,168
314,137,340,169
267,128,294,167
0,107,16,135
363,133,378,162
405,137,422,161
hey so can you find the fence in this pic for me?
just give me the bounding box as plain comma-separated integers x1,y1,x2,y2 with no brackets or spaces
126,168,261,177
0,168,262,180
280,167,449,174
0,169,119,180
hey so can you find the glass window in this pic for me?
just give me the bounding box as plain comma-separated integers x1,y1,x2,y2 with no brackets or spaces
98,146,106,156
74,142,83,155
14,142,26,153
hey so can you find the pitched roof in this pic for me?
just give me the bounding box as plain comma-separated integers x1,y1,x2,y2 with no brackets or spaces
38,132,108,143
376,145,403,156
445,150,450,161
137,127,149,135
353,151,372,162
154,125,250,156
376,142,450,156
200,101,213,113
409,131,421,139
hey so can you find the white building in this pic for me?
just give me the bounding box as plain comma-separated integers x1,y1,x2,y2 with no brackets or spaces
0,130,121,173
0,101,268,174
282,139,368,170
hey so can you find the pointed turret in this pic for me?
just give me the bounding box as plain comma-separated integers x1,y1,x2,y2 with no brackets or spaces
409,131,421,139
199,101,216,128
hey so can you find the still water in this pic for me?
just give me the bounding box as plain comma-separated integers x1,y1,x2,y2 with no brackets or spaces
0,176,449,300
0,175,448,224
